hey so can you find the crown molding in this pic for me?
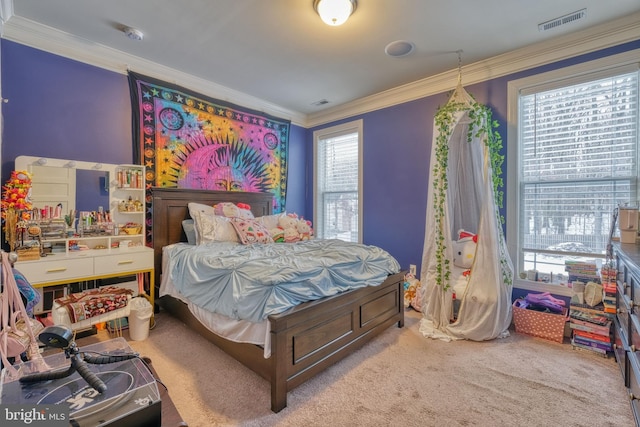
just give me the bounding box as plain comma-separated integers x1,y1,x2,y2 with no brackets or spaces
1,9,639,129
305,11,640,128
1,14,307,126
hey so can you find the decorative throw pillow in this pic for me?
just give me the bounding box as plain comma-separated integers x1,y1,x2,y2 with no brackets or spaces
192,210,239,244
230,218,274,245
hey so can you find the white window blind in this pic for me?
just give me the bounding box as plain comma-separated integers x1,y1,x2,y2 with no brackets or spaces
519,70,638,274
315,126,360,242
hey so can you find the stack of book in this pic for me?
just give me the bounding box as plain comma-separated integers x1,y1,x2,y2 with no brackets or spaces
569,303,613,356
600,265,617,315
565,260,601,285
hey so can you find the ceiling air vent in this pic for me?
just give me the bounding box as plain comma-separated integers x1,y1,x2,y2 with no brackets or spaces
311,99,330,106
538,8,586,32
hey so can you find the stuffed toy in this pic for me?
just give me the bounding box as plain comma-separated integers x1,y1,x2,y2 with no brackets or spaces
278,213,300,243
403,273,422,311
213,202,253,219
283,227,300,243
269,227,285,243
452,229,478,272
296,219,313,241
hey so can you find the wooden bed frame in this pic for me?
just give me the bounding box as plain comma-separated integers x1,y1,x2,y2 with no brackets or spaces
150,187,405,412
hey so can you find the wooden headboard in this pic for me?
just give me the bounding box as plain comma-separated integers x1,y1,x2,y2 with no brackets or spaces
150,187,274,288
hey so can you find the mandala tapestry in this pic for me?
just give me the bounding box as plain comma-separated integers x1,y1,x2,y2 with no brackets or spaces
128,72,290,214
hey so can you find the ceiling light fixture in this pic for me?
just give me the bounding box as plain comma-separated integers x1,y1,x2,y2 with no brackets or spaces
123,26,144,41
313,0,356,26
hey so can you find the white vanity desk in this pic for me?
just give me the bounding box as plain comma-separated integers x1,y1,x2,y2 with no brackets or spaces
13,156,154,310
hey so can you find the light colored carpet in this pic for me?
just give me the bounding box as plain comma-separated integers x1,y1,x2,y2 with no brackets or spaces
122,309,633,427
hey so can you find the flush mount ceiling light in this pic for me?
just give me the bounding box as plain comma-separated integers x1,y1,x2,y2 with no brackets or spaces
123,26,144,41
313,0,357,26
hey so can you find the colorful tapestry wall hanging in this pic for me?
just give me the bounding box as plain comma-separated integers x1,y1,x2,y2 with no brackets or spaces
128,72,290,213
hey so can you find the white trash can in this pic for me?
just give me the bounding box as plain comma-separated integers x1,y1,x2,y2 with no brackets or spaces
128,297,153,341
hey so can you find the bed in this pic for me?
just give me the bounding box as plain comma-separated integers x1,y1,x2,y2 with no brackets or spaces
150,187,405,412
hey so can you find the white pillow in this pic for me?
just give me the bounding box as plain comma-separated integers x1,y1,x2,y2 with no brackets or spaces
188,202,215,217
192,210,239,244
255,212,285,230
188,202,215,244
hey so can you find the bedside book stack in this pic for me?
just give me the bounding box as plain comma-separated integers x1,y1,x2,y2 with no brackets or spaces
600,265,617,315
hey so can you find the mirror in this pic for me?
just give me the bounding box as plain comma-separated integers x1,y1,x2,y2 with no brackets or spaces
76,169,109,212
15,156,114,218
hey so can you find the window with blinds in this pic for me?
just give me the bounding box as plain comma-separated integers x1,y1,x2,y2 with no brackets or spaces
313,120,363,242
518,69,638,276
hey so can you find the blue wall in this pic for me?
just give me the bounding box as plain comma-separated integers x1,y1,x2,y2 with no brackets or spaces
3,38,640,275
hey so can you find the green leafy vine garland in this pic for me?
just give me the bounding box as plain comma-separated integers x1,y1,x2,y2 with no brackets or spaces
432,96,512,291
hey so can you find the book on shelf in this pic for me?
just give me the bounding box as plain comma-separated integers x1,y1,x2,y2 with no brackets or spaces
573,329,612,343
569,319,611,336
569,309,611,325
571,339,609,355
572,335,612,352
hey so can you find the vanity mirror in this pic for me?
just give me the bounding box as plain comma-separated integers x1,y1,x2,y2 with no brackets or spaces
15,156,109,216
13,156,146,255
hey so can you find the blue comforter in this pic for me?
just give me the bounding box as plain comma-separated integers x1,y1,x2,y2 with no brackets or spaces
164,239,401,323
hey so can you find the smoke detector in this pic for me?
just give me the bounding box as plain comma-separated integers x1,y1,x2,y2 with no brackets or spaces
123,26,144,41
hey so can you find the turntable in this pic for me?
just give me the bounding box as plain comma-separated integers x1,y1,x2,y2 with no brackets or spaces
1,337,161,426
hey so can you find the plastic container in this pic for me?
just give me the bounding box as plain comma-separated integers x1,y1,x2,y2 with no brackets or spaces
128,297,153,341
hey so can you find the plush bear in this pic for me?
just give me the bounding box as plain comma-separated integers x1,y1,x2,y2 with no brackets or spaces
452,229,478,271
213,202,253,219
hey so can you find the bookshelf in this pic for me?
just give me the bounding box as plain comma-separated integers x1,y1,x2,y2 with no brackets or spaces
612,242,640,426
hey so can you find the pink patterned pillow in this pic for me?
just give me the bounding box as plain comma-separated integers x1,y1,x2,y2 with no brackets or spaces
230,218,273,245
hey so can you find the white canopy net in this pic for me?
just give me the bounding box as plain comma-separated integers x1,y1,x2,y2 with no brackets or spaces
419,85,513,341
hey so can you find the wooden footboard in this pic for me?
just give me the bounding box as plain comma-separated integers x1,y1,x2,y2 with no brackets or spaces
160,271,405,412
268,271,405,412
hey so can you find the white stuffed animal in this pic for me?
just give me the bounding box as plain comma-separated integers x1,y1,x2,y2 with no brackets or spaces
278,214,300,242
452,229,477,270
296,219,313,241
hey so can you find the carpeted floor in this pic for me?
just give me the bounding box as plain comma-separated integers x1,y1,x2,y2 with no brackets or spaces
36,307,631,426
107,309,636,427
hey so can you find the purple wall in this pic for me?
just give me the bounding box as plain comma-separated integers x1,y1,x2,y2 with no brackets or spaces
1,40,307,216
308,39,640,275
3,38,640,275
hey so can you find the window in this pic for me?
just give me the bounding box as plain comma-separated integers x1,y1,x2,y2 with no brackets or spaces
313,120,363,243
507,53,639,288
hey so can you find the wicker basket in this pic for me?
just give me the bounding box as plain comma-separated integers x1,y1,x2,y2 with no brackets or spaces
512,299,568,343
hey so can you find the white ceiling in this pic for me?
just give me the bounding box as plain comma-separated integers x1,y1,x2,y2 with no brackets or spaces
2,0,640,126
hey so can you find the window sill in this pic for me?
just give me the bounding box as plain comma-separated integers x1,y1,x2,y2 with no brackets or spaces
513,278,573,297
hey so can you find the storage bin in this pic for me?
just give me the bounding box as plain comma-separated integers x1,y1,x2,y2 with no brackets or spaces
512,299,568,343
